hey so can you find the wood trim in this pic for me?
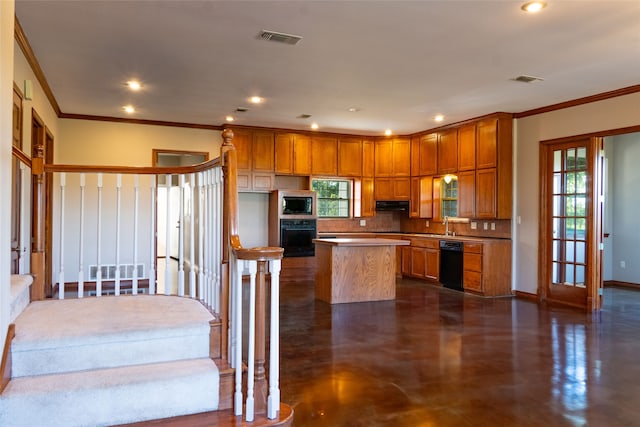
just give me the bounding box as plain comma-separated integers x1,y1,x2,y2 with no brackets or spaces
515,84,640,119
60,112,223,131
514,290,539,302
14,18,62,116
540,125,640,145
1,324,16,394
604,280,640,289
11,146,31,168
44,158,222,175
537,142,550,301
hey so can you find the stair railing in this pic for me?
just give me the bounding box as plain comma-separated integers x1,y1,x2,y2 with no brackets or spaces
30,128,284,420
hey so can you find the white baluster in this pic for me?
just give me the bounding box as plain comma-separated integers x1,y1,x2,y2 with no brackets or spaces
214,168,222,312
78,173,85,298
132,175,139,295
268,258,282,419
189,173,196,298
198,172,205,302
178,174,185,296
234,258,245,416
148,176,156,295
164,173,171,295
115,174,122,296
58,173,66,299
245,260,258,422
206,169,213,306
96,173,103,297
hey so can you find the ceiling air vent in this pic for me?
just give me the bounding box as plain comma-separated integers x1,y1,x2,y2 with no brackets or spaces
512,75,544,83
297,114,312,119
236,107,249,113
258,30,303,45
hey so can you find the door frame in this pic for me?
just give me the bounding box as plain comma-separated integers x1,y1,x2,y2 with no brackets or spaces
538,125,640,311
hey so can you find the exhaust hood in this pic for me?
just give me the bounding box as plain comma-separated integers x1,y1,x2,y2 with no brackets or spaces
375,200,409,211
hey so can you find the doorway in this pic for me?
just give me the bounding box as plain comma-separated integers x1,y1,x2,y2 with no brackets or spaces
539,137,603,310
152,150,208,294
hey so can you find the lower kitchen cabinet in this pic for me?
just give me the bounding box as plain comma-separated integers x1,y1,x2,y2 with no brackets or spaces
401,237,439,281
462,240,512,296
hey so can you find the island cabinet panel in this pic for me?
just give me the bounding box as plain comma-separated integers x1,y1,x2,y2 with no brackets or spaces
410,176,433,218
337,137,362,177
457,170,475,218
375,177,410,201
476,168,497,219
362,139,375,177
437,129,458,174
457,124,476,172
275,132,311,175
311,135,338,175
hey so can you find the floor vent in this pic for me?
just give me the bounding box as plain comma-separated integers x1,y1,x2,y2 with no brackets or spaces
89,264,145,280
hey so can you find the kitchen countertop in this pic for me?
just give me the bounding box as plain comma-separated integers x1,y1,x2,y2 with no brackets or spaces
317,232,510,243
313,237,410,247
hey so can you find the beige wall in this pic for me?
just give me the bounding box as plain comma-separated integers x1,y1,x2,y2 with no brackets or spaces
58,119,221,166
1,0,15,361
513,92,640,294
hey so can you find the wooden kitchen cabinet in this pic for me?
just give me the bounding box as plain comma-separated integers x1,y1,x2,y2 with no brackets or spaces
360,177,375,217
463,240,511,296
362,139,375,177
311,135,338,175
477,118,497,169
375,177,410,201
401,238,439,281
411,133,437,177
437,129,458,174
476,168,497,219
337,137,362,177
410,176,433,218
375,137,410,177
457,170,475,218
232,128,274,192
457,124,476,172
275,132,311,175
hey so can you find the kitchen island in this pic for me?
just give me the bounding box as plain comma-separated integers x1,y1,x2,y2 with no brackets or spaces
313,238,410,304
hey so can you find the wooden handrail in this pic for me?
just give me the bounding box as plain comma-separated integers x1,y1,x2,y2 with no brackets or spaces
1,324,16,394
43,158,221,175
12,146,32,168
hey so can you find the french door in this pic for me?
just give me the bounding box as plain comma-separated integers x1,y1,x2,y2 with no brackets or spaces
540,137,603,310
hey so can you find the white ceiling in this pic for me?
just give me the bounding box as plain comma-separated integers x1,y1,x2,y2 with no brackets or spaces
14,0,640,136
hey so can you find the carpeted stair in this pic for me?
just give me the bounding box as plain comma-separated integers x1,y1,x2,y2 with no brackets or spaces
0,295,220,427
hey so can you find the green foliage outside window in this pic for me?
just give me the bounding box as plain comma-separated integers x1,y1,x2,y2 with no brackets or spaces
312,179,350,218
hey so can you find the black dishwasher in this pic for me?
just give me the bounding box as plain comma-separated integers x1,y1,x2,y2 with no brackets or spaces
439,240,463,291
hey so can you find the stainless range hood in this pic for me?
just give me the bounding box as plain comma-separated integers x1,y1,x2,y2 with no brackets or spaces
375,200,409,211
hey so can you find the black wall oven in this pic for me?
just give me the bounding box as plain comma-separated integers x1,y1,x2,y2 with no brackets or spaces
280,219,317,257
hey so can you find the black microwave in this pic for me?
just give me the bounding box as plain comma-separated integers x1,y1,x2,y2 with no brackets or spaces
282,196,313,215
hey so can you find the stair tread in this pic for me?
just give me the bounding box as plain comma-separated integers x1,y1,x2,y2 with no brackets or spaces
13,295,214,350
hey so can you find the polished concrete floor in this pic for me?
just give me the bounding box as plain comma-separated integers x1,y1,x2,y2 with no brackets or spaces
278,280,640,426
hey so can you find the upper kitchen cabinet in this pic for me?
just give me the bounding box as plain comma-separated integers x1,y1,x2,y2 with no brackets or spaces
411,133,438,177
457,124,476,172
375,137,410,177
437,129,458,174
410,176,433,218
475,114,513,219
362,139,375,177
311,135,338,176
337,137,362,177
275,132,311,176
231,128,274,192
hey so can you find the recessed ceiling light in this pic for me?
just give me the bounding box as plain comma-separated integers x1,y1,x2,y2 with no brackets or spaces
123,105,135,114
311,123,319,130
225,116,234,122
249,96,264,104
521,1,546,13
384,129,392,136
126,80,142,91
434,114,445,122
348,107,360,113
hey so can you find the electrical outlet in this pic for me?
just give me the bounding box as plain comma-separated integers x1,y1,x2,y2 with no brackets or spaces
425,220,429,227
491,223,496,230
517,215,522,225
360,219,366,227
483,222,488,230
621,261,626,269
471,221,477,230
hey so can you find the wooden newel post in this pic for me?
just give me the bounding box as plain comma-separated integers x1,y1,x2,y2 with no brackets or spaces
30,144,45,301
220,128,235,360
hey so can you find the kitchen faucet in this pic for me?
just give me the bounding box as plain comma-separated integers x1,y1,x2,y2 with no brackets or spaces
444,216,449,236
